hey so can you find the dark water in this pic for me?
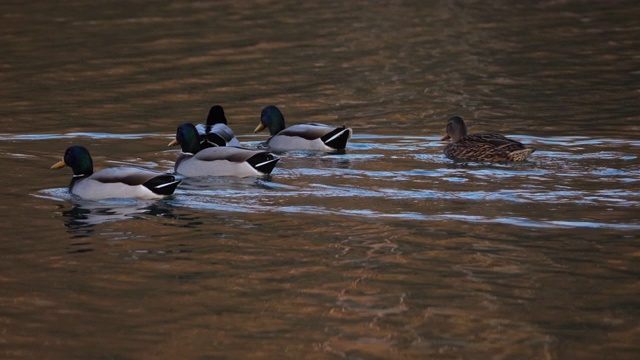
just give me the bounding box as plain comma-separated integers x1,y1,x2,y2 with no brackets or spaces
1,1,639,359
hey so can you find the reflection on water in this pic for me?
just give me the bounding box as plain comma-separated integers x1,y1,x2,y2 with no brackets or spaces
18,129,640,358
62,200,176,229
2,0,640,359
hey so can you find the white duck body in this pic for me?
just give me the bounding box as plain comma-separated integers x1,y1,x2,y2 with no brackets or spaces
70,167,178,200
171,122,280,177
256,105,353,152
52,145,181,201
174,146,279,178
266,123,352,152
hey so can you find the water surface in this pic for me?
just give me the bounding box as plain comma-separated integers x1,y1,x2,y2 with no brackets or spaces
1,1,639,359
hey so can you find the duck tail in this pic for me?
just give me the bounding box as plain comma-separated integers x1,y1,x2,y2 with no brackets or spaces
321,127,352,150
247,152,280,175
509,148,535,162
143,174,181,196
200,133,226,148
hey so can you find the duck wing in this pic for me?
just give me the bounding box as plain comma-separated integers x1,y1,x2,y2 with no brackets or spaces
178,147,279,176
445,133,535,162
278,123,339,140
466,132,526,151
273,123,352,151
193,147,259,162
85,168,181,196
196,123,239,147
90,167,162,185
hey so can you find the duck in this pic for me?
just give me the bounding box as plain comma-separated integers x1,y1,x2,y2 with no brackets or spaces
51,145,181,200
254,105,352,152
441,116,535,162
169,122,280,177
195,105,241,148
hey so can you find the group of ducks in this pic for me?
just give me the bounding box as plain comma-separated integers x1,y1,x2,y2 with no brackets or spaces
51,105,535,200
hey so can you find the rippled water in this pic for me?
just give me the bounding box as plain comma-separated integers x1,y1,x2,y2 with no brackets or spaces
1,1,639,359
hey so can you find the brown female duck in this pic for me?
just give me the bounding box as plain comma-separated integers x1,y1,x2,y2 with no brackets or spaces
441,116,535,162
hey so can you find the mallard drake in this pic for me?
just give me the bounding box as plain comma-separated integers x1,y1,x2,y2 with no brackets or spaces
195,105,241,148
169,122,280,177
254,105,352,152
51,145,181,200
441,116,535,162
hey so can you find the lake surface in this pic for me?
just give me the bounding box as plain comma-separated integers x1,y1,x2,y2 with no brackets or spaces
1,1,639,359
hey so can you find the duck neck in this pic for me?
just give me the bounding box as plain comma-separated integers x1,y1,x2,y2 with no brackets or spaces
266,114,285,135
69,173,90,192
179,124,202,154
182,138,200,154
450,123,467,142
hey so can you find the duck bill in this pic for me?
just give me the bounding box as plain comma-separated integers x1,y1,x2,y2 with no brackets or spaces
254,123,266,133
440,134,451,141
168,139,179,146
51,159,67,169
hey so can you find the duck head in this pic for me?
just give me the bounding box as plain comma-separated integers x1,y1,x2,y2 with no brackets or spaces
441,116,467,142
206,105,228,125
51,145,94,177
169,123,201,154
255,105,286,136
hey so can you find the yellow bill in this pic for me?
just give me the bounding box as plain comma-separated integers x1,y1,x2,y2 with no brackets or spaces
51,159,67,169
254,123,266,133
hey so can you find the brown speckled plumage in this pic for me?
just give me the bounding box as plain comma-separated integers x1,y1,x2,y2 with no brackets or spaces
442,116,535,162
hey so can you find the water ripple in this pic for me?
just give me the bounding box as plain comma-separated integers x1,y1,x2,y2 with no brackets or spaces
32,133,640,231
0,132,169,141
